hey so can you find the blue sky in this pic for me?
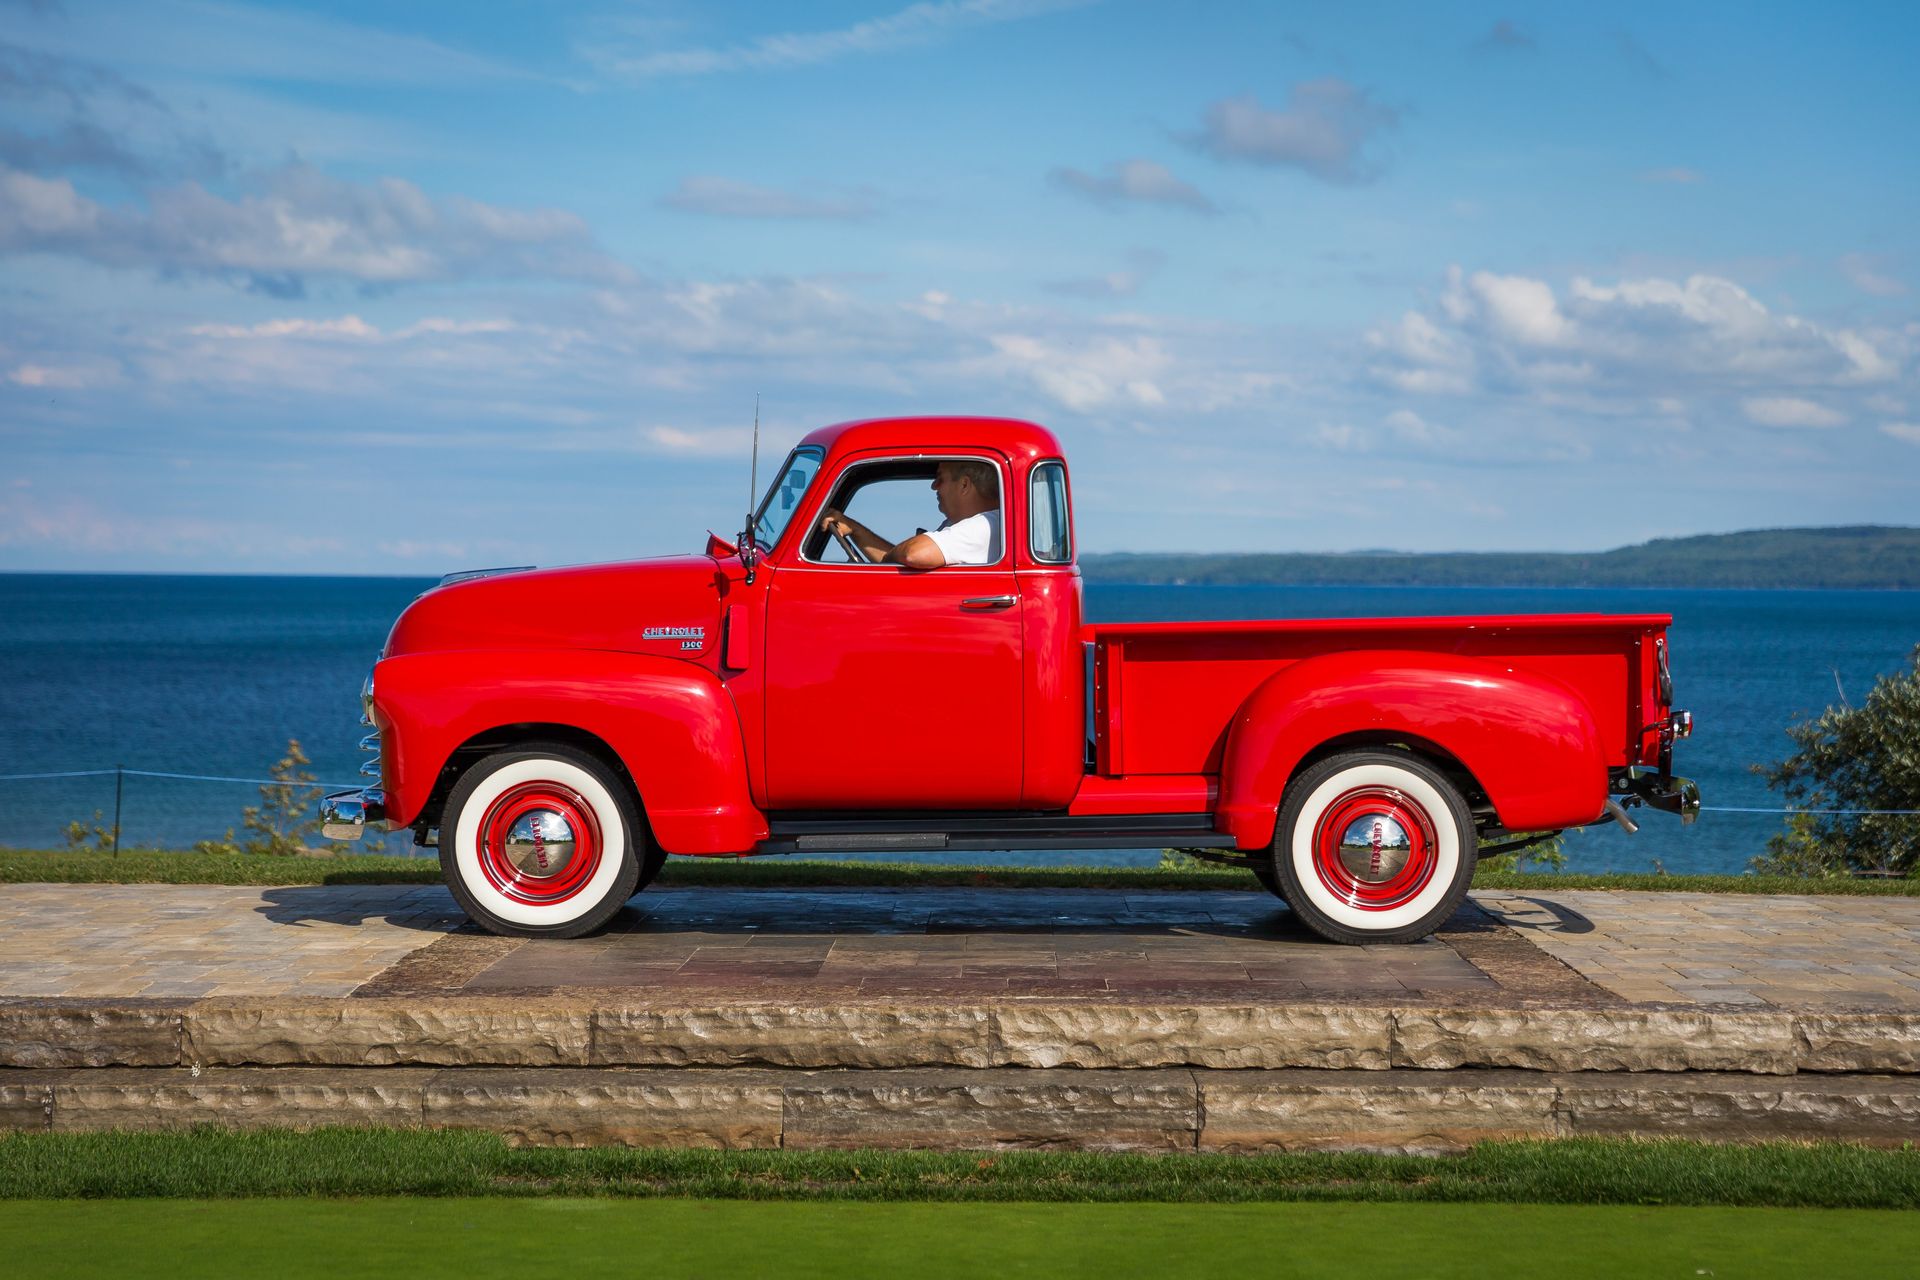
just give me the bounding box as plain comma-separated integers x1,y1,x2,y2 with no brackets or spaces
2,0,1916,572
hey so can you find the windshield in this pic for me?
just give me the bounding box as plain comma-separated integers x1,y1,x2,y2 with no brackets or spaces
749,445,825,551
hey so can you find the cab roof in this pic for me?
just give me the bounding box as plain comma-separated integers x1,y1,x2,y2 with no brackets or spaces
799,416,1065,465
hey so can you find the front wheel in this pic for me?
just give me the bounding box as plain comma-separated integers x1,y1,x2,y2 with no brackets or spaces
439,744,646,938
1271,750,1476,945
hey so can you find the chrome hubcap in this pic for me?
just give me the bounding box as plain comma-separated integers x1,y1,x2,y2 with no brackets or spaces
1336,815,1412,884
501,810,577,879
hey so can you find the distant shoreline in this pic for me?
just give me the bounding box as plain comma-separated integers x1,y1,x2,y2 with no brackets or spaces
4,525,1918,590
1083,525,1920,591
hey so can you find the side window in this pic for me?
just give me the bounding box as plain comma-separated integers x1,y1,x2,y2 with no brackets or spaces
803,456,1007,566
1029,460,1072,563
750,446,825,552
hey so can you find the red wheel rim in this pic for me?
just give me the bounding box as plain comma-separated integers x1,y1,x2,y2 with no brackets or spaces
1310,786,1439,911
476,781,604,906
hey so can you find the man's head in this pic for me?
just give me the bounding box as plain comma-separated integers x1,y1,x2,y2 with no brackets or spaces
932,459,1000,522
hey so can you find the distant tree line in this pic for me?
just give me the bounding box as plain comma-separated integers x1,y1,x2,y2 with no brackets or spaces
1082,526,1920,589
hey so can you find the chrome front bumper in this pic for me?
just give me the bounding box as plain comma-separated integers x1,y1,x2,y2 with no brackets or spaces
321,787,387,841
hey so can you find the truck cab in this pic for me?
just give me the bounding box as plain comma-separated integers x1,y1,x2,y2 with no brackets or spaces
324,416,1697,945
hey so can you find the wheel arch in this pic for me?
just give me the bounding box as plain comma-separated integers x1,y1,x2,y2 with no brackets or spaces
373,648,769,854
415,722,639,839
1215,648,1608,850
1286,730,1494,826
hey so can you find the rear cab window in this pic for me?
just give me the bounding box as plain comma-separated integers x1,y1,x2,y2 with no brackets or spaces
1029,459,1072,563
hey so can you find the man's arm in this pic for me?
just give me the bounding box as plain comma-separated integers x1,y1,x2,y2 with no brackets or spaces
819,509,948,568
885,535,946,569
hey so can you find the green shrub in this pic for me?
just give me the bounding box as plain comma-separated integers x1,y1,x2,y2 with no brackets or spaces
1752,645,1920,877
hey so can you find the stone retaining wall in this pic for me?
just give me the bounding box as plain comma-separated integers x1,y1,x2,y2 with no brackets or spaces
3,998,1916,1075
4,1066,1918,1153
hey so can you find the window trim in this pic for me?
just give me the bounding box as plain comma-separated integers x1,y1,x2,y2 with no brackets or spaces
796,451,1012,568
1028,458,1073,565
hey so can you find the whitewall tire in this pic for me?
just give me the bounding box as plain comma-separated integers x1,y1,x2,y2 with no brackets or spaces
1271,750,1476,945
439,745,645,938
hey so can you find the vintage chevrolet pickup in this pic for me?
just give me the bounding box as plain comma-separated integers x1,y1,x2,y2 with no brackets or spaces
322,416,1697,943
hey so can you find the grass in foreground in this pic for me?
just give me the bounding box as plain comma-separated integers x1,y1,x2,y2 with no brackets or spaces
11,1199,1919,1280
3,1129,1918,1208
1,846,1916,895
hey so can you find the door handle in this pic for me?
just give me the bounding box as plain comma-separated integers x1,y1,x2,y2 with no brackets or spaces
961,595,1017,610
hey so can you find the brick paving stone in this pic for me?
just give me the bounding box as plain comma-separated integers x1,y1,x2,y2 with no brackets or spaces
10,882,1917,1013
0,884,458,997
1473,890,1920,1010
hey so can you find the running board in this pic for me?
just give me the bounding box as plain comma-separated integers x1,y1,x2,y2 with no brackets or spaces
761,811,1237,856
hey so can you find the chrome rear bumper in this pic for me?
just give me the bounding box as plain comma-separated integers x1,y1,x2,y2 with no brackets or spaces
1612,766,1702,825
320,787,387,841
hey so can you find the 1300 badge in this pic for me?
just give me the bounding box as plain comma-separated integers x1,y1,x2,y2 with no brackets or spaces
642,625,705,651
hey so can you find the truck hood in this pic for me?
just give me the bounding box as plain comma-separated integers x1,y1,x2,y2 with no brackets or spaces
383,555,733,661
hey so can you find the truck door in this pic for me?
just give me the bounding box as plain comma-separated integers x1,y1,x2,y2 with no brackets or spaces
762,454,1024,810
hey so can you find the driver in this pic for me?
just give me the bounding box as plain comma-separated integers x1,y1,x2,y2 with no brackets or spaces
818,459,1001,568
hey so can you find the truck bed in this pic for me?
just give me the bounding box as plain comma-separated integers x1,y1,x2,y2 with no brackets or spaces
1086,613,1672,777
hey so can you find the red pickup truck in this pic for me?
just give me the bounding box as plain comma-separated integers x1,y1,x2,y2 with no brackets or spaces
323,416,1697,944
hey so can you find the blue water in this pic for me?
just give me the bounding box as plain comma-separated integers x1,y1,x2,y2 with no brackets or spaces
0,574,1915,874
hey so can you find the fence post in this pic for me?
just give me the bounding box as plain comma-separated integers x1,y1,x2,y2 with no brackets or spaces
112,765,123,856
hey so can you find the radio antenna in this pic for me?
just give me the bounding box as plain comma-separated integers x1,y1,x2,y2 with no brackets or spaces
742,394,761,584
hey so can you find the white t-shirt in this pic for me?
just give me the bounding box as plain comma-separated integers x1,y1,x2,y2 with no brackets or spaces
924,509,1002,566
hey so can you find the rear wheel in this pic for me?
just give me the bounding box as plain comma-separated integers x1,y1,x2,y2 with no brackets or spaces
439,744,646,938
1271,750,1475,945
1250,859,1286,900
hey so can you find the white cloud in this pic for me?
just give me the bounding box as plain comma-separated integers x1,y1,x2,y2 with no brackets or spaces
187,315,514,342
1313,422,1363,450
587,0,1093,78
1840,253,1907,298
0,161,627,294
660,176,875,220
1371,267,1904,410
1457,270,1570,346
20,1,543,89
1188,80,1398,184
1050,159,1216,213
1881,422,1920,445
7,359,116,389
1383,408,1454,445
988,332,1169,411
1742,396,1846,429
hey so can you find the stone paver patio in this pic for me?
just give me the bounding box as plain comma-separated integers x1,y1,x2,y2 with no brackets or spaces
1,883,1916,1010
1477,890,1920,1008
0,884,461,997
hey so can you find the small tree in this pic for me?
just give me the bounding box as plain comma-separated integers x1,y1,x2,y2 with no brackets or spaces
239,739,325,856
1477,831,1568,874
1751,645,1920,877
63,810,117,852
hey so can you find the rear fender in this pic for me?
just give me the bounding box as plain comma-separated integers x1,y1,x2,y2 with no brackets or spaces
373,649,766,854
1216,649,1607,849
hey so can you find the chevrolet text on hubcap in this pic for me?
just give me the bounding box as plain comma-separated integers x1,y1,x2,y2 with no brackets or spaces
1277,751,1474,944
442,746,645,937
1314,787,1437,910
478,782,601,905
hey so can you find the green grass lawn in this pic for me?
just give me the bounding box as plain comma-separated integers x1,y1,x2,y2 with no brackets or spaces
9,1198,1919,1280
6,1130,1919,1208
2,848,1915,895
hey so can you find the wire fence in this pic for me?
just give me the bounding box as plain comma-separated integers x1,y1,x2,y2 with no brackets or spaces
0,766,380,856
1,767,1916,869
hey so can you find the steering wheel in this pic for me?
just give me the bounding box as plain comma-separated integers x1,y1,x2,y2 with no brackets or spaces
832,527,873,564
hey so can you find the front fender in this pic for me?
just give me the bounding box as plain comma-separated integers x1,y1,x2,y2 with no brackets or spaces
373,649,767,854
1216,650,1607,849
